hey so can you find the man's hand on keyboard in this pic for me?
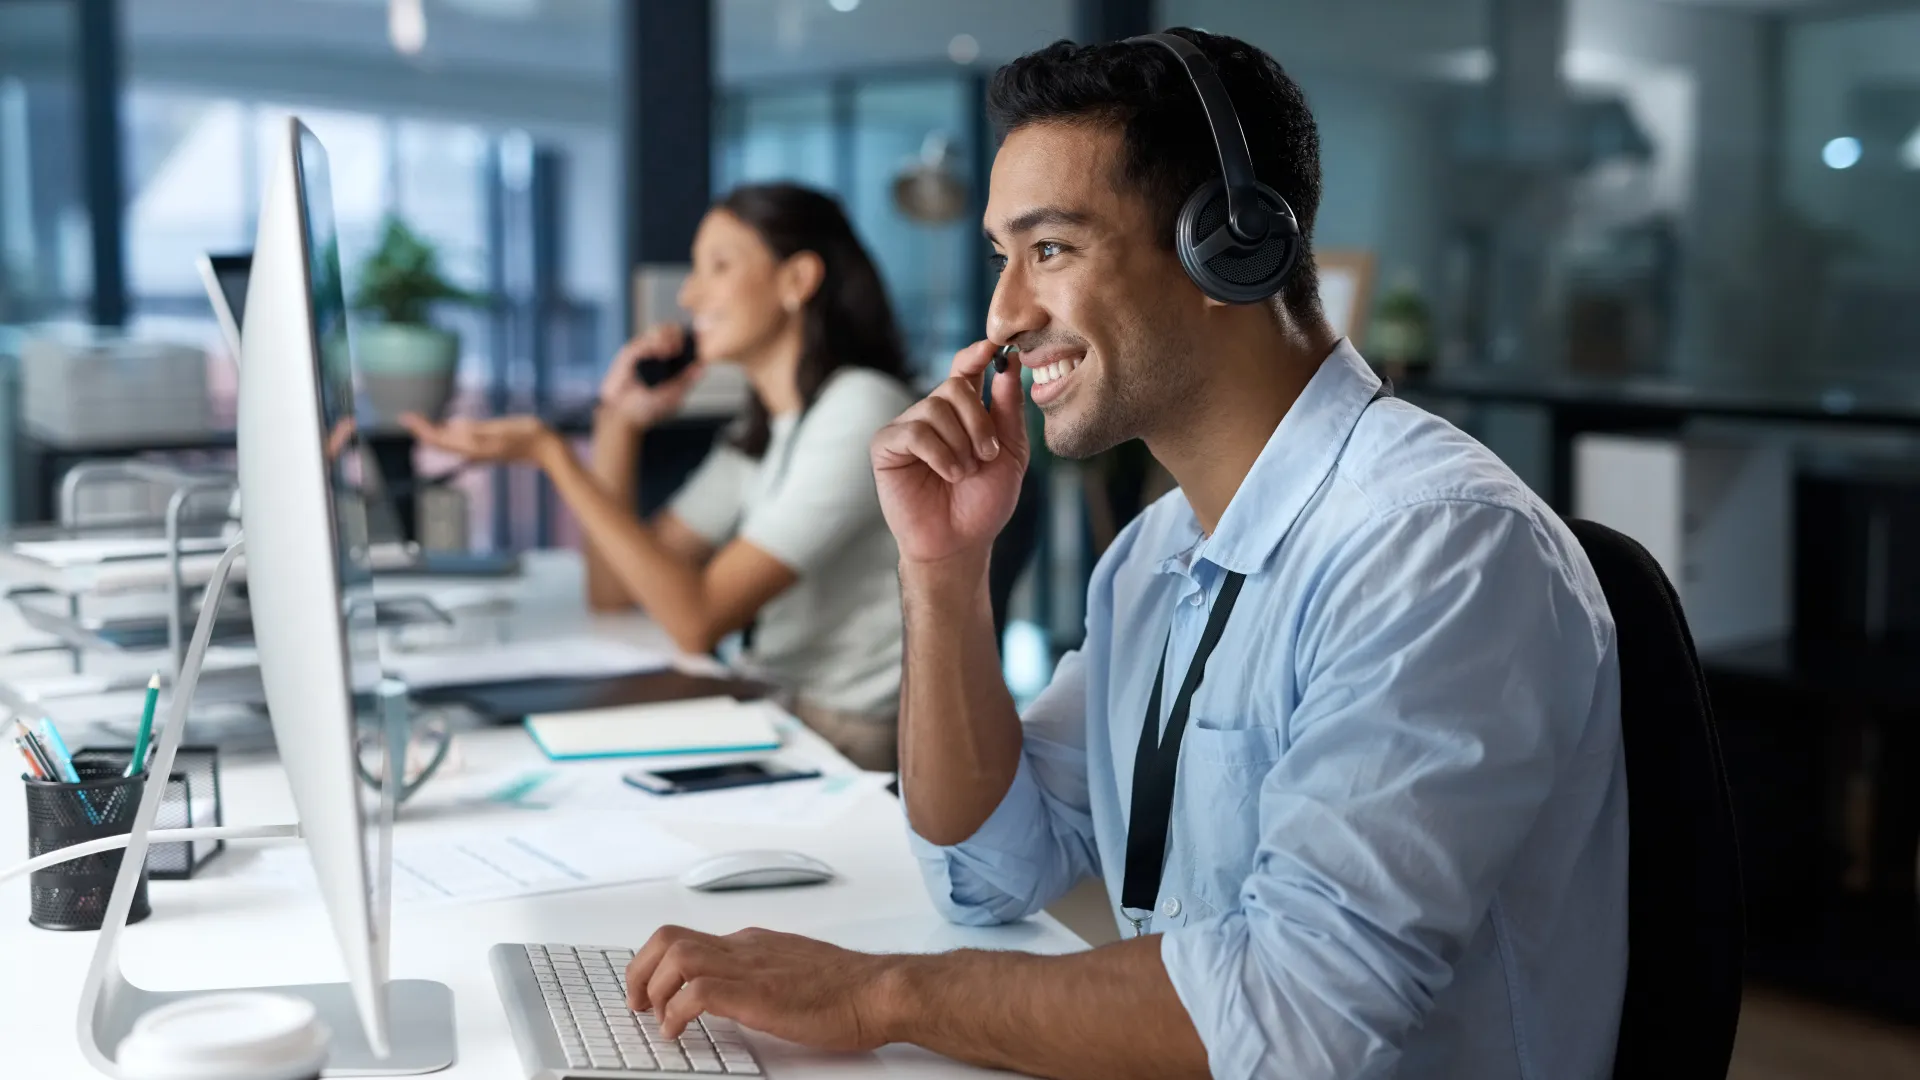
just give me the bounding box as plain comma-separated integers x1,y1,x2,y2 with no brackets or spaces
625,925,900,1051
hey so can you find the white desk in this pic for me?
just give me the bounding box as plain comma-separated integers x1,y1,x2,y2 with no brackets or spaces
0,551,1087,1078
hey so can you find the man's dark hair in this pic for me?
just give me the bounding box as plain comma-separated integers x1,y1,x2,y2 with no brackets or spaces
988,28,1323,324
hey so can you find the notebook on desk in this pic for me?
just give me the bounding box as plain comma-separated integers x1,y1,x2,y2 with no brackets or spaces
524,696,783,760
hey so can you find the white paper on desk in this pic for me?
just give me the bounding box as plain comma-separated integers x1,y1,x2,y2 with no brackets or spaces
244,815,706,906
386,636,670,691
10,536,231,568
559,769,897,831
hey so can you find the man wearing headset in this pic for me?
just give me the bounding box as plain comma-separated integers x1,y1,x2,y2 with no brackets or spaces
623,29,1627,1079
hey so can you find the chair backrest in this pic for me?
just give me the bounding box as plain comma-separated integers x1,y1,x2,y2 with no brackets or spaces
1564,518,1744,1079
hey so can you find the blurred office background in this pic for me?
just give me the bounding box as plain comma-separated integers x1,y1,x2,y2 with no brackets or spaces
5,1,1920,1073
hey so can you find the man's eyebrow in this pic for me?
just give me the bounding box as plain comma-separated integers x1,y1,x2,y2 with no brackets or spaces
982,206,1093,246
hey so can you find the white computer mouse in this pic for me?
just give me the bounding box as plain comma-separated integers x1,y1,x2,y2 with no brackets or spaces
678,850,837,892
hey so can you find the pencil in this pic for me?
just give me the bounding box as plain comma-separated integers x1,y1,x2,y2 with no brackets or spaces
127,673,161,777
15,737,48,780
13,719,56,780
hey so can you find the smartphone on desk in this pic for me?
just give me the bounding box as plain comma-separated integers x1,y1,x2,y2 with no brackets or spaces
622,760,820,796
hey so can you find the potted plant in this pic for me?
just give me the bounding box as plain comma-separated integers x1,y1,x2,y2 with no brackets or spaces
347,215,477,429
1369,276,1433,383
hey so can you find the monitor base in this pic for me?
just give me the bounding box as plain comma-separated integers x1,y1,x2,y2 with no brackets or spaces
89,979,455,1076
73,541,453,1078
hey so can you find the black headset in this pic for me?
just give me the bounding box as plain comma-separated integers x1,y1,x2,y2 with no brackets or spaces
1126,32,1302,305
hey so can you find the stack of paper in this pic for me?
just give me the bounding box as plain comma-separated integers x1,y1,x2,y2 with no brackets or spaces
9,536,232,567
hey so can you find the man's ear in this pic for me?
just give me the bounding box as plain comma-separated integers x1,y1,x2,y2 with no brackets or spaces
778,250,826,312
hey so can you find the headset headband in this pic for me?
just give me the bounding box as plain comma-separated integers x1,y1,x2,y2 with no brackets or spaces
1125,33,1270,244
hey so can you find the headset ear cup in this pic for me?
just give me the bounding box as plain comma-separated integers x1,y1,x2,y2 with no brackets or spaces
1174,179,1302,305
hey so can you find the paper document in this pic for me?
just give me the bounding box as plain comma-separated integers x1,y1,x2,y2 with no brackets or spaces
387,636,671,691
432,761,893,832
244,815,706,906
526,697,783,760
11,536,231,567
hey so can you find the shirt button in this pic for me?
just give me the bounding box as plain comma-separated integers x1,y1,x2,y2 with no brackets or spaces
1161,896,1182,918
1188,592,1204,606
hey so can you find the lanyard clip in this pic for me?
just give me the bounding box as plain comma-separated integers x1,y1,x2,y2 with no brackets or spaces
1122,908,1150,938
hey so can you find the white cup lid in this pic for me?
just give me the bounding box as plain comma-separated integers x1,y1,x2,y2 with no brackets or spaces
117,992,330,1080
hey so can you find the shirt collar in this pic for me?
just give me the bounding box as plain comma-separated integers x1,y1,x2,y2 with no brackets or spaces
1154,339,1383,577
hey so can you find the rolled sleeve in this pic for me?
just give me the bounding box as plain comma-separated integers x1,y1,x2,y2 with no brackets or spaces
1161,501,1608,1080
909,650,1100,926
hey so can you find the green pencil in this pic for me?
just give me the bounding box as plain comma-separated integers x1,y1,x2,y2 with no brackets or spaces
127,673,161,777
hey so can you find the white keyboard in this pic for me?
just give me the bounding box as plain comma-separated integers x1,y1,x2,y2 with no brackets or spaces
491,943,767,1077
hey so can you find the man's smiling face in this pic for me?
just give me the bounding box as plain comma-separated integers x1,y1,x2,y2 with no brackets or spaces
984,121,1209,458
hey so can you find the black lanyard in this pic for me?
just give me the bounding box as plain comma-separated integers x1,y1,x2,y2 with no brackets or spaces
1115,377,1389,931
1120,569,1248,930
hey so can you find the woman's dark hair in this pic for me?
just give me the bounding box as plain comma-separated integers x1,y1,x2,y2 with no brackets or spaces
715,183,909,457
987,28,1323,324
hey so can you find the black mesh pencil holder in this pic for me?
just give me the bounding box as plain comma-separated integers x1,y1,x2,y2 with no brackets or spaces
23,751,152,931
146,744,224,879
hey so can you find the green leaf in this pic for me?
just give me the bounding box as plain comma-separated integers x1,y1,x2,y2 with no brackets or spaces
347,214,482,326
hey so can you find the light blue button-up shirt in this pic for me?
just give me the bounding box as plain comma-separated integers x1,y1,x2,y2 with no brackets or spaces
911,342,1627,1079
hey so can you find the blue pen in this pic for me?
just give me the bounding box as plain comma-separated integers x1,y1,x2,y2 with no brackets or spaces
35,717,102,824
36,718,82,784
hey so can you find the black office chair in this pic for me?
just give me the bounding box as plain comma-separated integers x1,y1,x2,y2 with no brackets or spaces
1564,518,1744,1079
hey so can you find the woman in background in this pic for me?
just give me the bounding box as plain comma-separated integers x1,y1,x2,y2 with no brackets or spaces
403,183,916,769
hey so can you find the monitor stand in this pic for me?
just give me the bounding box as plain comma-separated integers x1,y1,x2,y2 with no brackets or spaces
74,541,456,1077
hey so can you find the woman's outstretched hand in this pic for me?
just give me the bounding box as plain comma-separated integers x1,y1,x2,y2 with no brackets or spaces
399,413,562,466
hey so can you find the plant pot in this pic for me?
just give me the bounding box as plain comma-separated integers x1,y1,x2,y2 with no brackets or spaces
355,324,459,429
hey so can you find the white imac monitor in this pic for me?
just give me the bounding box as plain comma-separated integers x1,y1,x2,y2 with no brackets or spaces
68,117,451,1079
234,117,452,1072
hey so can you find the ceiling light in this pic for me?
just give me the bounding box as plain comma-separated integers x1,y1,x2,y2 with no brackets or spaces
1901,125,1920,171
1822,136,1861,170
948,34,980,65
389,0,426,56
829,0,860,11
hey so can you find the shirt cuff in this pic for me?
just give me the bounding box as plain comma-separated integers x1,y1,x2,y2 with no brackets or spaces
907,754,1055,925
1161,913,1266,1080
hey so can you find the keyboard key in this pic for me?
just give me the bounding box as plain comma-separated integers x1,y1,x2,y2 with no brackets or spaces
723,1062,762,1075
657,1060,694,1073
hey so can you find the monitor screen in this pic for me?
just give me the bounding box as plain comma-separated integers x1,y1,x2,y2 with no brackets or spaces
294,126,379,692
294,123,391,978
